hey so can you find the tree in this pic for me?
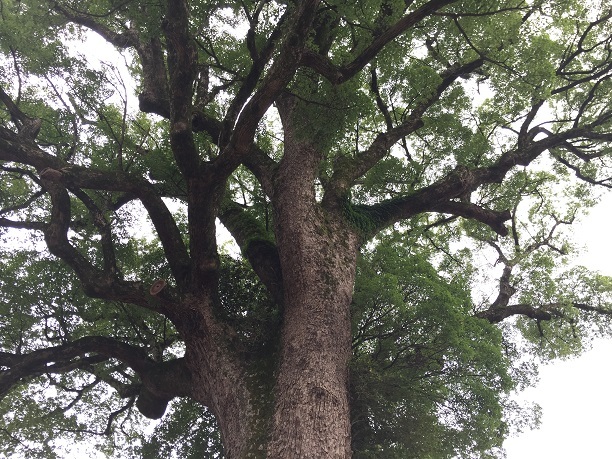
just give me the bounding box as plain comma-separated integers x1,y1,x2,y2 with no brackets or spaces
1,0,612,457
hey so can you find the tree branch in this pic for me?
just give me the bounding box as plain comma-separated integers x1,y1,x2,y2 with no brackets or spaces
50,1,172,119
163,0,200,178
301,0,460,84
430,201,511,236
355,122,612,239
0,217,46,231
476,303,553,323
218,7,289,148
476,302,612,324
218,201,283,306
213,0,321,178
0,87,42,140
42,180,151,308
0,132,191,290
49,1,138,48
0,336,192,419
324,58,484,204
68,187,119,276
135,37,171,118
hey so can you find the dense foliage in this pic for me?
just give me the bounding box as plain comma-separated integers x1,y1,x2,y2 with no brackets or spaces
1,0,612,457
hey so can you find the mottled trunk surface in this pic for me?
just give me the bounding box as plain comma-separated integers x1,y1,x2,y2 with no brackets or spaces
180,303,259,458
268,216,358,458
266,120,359,457
180,98,360,457
181,223,358,458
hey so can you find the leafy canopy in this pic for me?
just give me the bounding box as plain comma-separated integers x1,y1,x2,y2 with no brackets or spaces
1,0,612,457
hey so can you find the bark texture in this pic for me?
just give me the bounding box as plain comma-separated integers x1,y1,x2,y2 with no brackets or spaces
260,96,359,457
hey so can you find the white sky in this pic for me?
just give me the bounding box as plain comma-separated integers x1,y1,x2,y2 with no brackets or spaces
504,195,612,458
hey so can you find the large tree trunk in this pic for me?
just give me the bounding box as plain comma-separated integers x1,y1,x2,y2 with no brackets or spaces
268,216,358,458
179,95,360,457
265,106,360,456
179,220,358,458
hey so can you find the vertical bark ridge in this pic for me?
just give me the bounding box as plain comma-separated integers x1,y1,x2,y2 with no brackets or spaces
267,110,359,456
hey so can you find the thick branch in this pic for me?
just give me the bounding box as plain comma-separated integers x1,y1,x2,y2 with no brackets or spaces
42,180,150,307
136,37,171,118
301,0,460,84
219,8,289,146
0,336,192,419
213,0,321,178
476,304,553,323
0,337,147,398
431,201,511,236
191,114,278,197
358,125,612,238
0,217,46,231
218,201,283,306
324,58,484,203
477,302,612,324
163,0,200,177
0,87,42,140
49,1,138,48
0,133,191,289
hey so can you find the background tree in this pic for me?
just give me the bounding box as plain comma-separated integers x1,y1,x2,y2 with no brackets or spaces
1,0,612,457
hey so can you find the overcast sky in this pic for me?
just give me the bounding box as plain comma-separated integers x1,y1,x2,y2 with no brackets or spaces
504,196,612,458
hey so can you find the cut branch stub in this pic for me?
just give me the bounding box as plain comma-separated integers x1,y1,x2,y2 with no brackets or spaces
149,279,167,296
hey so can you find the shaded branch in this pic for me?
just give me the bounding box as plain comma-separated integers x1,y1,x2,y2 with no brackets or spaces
213,0,321,178
49,1,138,48
0,337,146,398
218,201,284,306
50,1,171,119
0,336,192,419
135,37,171,118
219,7,289,147
0,86,42,140
476,303,553,323
42,180,151,308
69,187,119,276
163,0,200,177
477,302,612,324
0,131,191,290
301,0,460,84
0,217,46,231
